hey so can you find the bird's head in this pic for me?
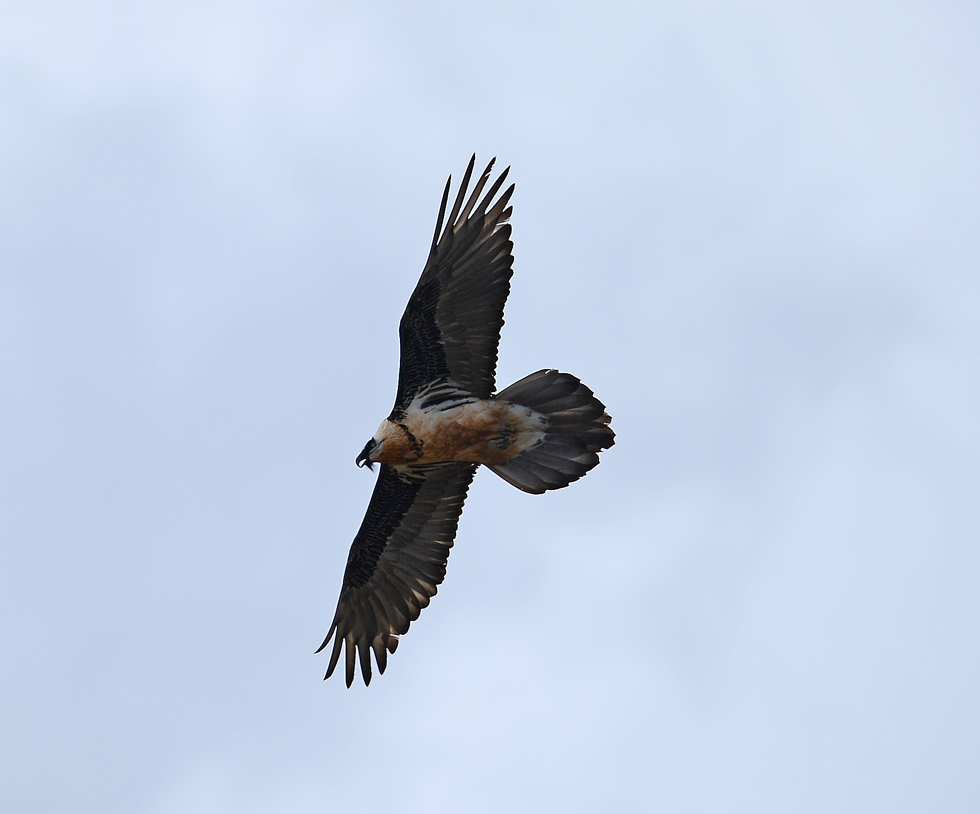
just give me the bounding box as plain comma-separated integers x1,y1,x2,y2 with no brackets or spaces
355,438,381,470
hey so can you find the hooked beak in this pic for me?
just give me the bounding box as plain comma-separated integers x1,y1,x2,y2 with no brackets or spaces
355,443,374,470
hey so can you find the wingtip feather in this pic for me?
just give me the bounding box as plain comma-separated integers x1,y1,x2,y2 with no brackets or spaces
324,629,345,680
314,621,337,654
358,641,373,686
345,637,356,687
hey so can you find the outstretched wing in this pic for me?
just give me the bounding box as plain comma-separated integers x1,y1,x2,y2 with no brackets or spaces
317,462,478,686
392,155,516,415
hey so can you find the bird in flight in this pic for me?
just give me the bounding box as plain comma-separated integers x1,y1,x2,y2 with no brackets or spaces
318,156,614,686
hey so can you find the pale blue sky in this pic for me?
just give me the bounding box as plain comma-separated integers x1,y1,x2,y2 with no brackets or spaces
2,2,978,811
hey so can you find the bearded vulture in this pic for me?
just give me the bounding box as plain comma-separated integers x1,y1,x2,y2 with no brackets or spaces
318,156,615,686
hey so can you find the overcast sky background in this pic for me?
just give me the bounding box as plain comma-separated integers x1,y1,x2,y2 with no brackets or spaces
2,1,978,812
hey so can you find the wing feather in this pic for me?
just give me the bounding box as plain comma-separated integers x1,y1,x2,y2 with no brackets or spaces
318,462,477,686
444,154,478,232
392,156,516,413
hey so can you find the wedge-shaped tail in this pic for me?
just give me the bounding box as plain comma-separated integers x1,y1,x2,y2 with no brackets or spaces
489,369,614,494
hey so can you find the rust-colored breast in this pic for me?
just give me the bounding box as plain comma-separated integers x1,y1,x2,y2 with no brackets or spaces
407,400,546,465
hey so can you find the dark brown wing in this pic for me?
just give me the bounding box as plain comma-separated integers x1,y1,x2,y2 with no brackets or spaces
317,462,478,686
391,155,515,416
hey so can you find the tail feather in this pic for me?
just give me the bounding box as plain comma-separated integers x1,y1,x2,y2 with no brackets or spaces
489,370,614,494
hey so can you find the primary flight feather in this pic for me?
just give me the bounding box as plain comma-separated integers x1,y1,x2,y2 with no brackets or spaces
318,156,615,686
